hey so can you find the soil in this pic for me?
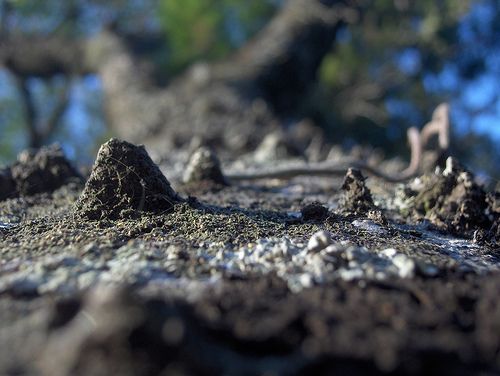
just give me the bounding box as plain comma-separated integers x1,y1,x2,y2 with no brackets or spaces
400,157,498,240
0,144,82,200
0,139,499,375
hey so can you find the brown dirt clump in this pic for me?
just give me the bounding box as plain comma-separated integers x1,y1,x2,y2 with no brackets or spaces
340,168,376,215
486,190,500,241
74,138,181,220
403,157,491,237
182,146,228,187
301,201,328,221
7,144,81,198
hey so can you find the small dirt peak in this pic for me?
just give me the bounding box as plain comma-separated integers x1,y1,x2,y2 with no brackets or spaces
182,146,228,186
340,168,375,215
10,144,81,196
401,157,492,237
75,138,180,220
301,201,328,221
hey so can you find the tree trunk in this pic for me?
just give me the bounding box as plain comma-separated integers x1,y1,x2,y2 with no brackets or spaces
0,0,357,157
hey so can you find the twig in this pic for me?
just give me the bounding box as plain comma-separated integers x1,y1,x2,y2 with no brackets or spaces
226,126,423,183
400,127,422,178
420,103,449,151
226,103,449,183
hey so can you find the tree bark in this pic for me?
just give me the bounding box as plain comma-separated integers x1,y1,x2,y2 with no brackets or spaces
212,0,354,112
0,0,357,156
0,35,87,77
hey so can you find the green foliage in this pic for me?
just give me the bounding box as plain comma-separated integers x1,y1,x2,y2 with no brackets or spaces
159,0,226,71
311,0,473,154
1,0,499,179
158,0,277,73
0,69,30,162
0,98,26,162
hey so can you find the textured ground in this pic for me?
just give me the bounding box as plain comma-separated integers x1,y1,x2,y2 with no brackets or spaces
0,141,499,375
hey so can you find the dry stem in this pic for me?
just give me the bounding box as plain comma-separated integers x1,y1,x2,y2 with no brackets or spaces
226,103,450,183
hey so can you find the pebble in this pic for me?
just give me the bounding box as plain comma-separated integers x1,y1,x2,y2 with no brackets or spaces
0,222,15,230
286,211,302,219
352,219,387,235
307,230,333,253
392,254,415,278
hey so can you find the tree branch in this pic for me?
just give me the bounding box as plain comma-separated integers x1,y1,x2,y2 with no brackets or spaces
0,0,368,152
0,0,11,38
0,35,87,78
15,76,38,148
211,0,359,113
226,125,424,183
226,103,454,183
13,74,72,149
39,78,72,142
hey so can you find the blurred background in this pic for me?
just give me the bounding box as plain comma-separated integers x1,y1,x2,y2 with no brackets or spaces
0,0,499,181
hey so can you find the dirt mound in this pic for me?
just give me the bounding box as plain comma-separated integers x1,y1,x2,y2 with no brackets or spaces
3,144,81,198
75,138,181,220
340,168,376,214
301,202,328,221
402,157,491,237
0,168,15,201
253,130,305,162
486,191,500,241
182,146,228,186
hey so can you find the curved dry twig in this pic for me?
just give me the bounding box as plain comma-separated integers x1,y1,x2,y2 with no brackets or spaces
226,103,449,183
420,103,450,151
